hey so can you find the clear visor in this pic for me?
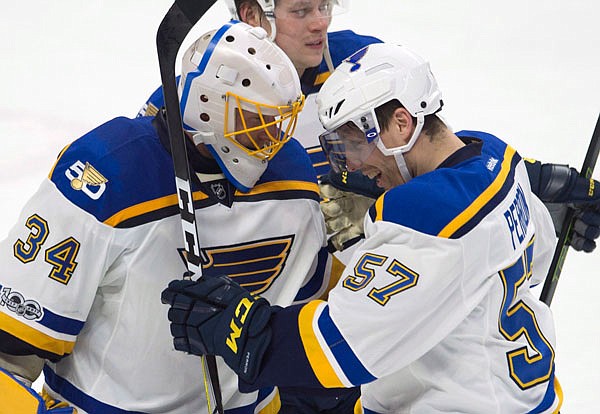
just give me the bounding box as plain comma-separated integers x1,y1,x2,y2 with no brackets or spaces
224,92,305,160
273,0,349,21
319,111,381,173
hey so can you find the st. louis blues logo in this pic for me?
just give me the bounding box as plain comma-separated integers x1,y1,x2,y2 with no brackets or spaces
344,45,369,72
178,235,295,295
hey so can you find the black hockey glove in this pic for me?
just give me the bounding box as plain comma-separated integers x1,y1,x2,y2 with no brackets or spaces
526,160,600,252
161,276,273,383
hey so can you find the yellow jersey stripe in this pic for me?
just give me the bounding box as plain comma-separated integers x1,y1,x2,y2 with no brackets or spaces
314,71,331,86
0,312,75,356
47,144,72,179
438,146,516,238
236,180,319,197
103,191,209,227
298,300,345,388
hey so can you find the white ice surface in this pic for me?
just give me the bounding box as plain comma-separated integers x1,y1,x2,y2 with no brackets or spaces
1,1,598,411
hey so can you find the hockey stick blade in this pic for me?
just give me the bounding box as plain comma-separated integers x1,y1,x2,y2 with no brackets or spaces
156,1,223,413
540,112,600,306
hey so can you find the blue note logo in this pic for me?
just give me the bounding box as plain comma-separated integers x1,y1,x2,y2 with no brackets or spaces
65,161,108,200
344,46,369,72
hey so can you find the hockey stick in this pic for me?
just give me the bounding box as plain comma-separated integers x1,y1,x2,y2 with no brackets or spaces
156,1,223,413
539,112,600,306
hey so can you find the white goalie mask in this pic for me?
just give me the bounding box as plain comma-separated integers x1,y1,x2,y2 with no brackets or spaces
179,21,304,192
316,43,443,182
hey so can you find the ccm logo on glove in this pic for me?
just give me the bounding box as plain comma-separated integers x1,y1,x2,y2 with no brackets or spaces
226,297,254,353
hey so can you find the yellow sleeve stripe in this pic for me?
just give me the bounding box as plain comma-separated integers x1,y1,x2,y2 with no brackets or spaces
438,145,516,238
0,312,75,357
236,180,320,197
552,376,563,413
0,368,43,412
318,254,345,301
47,144,72,179
298,300,345,388
256,387,281,414
103,191,209,227
374,194,385,222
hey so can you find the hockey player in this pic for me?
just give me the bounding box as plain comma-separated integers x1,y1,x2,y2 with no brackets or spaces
161,43,563,413
143,1,595,412
140,0,600,258
0,21,329,413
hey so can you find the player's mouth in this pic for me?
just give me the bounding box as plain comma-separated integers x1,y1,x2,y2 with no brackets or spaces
305,39,324,49
365,170,384,187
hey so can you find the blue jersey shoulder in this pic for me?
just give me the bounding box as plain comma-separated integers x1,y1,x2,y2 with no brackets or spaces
372,131,520,238
259,138,318,185
327,30,382,67
301,30,382,95
50,116,176,224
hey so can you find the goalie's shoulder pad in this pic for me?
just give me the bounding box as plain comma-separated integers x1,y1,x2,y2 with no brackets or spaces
49,116,178,228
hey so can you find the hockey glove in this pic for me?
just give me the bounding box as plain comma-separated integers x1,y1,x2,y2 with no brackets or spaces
161,276,273,383
322,169,384,199
528,161,600,252
0,367,77,413
320,171,378,252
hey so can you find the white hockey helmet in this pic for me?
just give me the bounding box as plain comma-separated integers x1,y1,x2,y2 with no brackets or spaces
179,21,304,192
317,43,443,181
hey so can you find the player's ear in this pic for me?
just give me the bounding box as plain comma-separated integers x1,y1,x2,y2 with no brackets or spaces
238,2,263,28
391,107,413,146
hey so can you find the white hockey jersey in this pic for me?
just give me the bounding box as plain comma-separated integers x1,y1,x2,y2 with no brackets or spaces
249,131,562,413
0,114,328,413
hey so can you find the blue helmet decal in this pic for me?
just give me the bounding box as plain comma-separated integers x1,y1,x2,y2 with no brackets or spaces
179,20,239,123
344,45,369,72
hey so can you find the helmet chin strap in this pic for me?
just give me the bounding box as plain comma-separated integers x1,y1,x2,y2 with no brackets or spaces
263,15,277,41
393,152,412,183
323,35,335,73
376,112,425,183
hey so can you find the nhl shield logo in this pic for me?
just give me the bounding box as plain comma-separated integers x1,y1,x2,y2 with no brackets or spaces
210,183,227,200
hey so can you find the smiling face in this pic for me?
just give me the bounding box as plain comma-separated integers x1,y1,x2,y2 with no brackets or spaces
353,135,407,190
273,0,332,75
337,124,405,190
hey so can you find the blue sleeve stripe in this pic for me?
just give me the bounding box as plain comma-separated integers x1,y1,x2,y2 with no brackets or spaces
293,246,329,302
44,365,149,414
39,307,85,336
298,301,348,387
317,306,376,386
